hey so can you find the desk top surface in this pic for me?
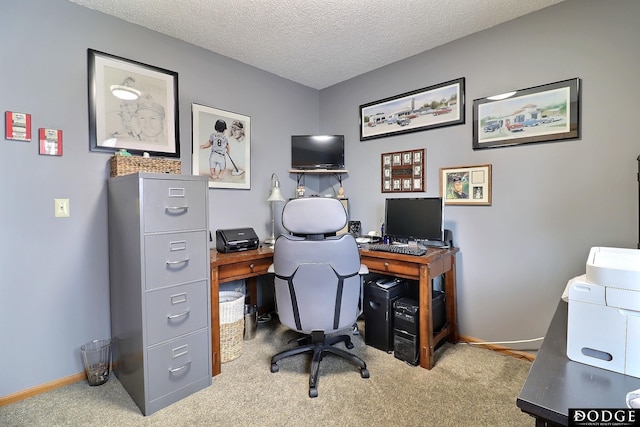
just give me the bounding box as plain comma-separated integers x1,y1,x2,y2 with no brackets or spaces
517,300,640,425
210,245,459,265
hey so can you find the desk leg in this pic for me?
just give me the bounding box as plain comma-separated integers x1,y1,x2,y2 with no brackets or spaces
444,256,459,343
211,267,221,377
247,276,258,308
419,265,435,370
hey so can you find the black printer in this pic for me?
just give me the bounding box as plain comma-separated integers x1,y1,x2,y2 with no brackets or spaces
215,228,259,253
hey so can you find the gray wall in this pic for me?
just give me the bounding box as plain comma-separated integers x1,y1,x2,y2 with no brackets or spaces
320,0,639,348
0,0,316,397
1,0,638,398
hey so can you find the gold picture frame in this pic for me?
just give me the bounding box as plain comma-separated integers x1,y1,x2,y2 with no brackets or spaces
440,164,492,205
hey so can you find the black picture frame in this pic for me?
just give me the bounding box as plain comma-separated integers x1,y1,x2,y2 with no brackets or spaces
472,78,580,150
359,78,465,141
88,49,180,157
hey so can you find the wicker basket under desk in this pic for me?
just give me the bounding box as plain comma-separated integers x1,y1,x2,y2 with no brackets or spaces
109,155,181,177
219,291,245,363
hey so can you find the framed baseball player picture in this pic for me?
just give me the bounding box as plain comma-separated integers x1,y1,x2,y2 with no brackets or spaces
439,164,492,206
88,49,179,157
192,103,251,189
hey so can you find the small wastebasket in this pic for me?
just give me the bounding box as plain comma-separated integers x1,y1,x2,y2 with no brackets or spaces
80,339,112,386
244,304,258,341
219,291,245,362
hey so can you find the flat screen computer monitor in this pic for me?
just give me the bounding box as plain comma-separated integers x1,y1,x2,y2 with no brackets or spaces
384,197,444,243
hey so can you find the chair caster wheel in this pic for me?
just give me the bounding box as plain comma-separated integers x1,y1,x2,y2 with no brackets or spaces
309,387,318,398
360,368,370,379
270,363,279,373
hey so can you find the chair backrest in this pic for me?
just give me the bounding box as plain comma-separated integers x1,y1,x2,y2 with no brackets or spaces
273,197,362,334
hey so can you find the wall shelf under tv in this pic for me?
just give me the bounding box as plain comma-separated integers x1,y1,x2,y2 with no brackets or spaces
289,169,348,196
289,169,348,174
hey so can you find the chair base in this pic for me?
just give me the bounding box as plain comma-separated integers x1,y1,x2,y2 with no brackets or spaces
270,330,370,398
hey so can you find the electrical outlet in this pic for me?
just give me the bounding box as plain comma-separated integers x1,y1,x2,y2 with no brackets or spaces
54,198,70,218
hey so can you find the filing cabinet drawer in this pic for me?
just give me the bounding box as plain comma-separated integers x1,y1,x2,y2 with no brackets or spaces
145,231,208,289
143,179,207,233
145,280,209,346
217,257,273,282
147,329,210,402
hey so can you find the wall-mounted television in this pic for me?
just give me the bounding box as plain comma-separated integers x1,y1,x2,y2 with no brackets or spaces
291,135,345,170
384,197,444,243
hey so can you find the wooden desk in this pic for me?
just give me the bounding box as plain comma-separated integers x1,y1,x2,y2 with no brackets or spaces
359,246,459,370
517,300,640,426
209,247,274,376
209,246,459,376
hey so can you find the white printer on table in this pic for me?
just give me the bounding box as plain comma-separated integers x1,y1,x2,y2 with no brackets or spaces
565,246,640,378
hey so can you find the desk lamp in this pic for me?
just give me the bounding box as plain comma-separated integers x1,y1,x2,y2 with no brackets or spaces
265,173,285,246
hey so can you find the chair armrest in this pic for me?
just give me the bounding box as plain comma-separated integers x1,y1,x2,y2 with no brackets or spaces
268,263,274,274
358,264,369,275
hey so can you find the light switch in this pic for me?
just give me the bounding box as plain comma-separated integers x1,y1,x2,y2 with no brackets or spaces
54,198,70,218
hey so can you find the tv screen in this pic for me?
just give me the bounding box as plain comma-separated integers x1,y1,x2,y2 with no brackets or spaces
291,135,345,170
384,197,444,243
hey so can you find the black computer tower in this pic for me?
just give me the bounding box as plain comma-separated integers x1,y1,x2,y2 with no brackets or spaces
394,328,420,366
363,276,408,353
393,291,446,366
393,297,420,365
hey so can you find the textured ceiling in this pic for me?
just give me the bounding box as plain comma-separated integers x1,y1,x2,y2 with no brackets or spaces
68,0,565,89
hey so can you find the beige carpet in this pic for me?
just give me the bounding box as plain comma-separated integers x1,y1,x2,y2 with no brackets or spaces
0,318,533,426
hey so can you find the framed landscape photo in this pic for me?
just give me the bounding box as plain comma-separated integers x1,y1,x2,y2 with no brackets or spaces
360,78,465,141
192,103,251,190
440,164,492,206
88,49,180,157
473,78,580,150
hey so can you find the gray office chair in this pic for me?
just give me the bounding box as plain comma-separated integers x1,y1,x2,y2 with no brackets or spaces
269,197,369,398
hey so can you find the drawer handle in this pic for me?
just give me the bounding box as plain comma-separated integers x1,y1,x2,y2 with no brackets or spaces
166,258,189,265
168,360,192,373
167,310,190,319
384,262,389,268
249,263,255,270
165,206,188,214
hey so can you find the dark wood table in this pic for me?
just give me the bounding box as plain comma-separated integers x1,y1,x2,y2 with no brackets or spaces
517,300,640,426
209,246,460,376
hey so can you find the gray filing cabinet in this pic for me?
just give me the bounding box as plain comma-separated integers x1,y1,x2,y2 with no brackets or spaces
107,173,211,416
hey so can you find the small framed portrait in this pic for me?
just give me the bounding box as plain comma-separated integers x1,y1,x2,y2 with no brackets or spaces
413,150,422,164
402,152,412,165
440,164,492,206
392,153,402,166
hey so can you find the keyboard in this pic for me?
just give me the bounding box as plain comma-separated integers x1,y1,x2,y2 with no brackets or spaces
367,243,426,256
